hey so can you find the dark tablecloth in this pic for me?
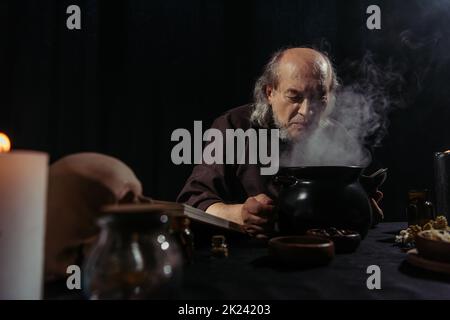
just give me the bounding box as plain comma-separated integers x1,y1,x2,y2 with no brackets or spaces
45,222,450,300
180,222,450,299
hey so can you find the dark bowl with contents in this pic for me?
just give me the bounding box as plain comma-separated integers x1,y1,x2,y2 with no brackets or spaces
268,236,335,267
306,228,361,254
415,230,450,263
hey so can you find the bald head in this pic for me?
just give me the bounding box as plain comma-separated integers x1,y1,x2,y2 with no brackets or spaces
276,48,334,92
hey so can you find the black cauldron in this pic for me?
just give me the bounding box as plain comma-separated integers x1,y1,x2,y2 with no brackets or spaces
274,166,373,238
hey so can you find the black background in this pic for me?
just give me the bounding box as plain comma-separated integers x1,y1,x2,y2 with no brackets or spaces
1,0,449,221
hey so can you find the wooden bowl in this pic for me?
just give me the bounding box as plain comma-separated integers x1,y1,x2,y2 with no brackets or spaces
306,228,361,254
268,236,335,267
416,230,450,263
407,249,450,275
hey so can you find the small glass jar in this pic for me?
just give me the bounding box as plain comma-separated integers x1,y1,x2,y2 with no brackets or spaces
82,212,182,299
406,190,435,226
211,235,228,258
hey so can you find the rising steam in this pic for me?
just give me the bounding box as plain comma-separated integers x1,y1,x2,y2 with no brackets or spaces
284,53,404,168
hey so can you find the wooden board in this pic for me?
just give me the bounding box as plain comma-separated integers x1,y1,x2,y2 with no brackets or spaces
406,249,450,275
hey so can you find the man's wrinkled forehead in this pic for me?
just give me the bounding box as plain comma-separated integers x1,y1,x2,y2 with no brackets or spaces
276,50,331,90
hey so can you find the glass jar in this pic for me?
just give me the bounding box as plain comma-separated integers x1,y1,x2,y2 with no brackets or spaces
406,190,435,226
434,151,450,219
211,235,229,258
82,212,182,299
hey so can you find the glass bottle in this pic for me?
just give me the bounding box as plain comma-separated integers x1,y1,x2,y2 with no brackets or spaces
406,190,435,226
434,150,450,219
83,212,182,299
211,235,229,258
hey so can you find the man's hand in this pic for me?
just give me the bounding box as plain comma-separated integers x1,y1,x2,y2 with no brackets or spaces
241,194,275,239
205,194,275,238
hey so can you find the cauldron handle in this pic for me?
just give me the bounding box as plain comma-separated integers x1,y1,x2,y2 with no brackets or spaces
360,168,388,197
273,175,299,188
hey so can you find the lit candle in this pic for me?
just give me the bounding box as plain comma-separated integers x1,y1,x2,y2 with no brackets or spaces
0,133,11,152
0,133,49,299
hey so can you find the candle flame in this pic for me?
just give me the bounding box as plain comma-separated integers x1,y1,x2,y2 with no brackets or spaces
0,132,11,153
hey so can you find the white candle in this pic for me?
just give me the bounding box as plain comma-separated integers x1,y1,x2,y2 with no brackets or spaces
0,145,49,299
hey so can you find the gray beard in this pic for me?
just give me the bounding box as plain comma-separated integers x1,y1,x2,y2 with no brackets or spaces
272,114,291,142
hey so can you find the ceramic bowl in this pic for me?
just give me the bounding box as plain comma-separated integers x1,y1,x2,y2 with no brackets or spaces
416,230,450,263
268,236,335,267
306,228,361,254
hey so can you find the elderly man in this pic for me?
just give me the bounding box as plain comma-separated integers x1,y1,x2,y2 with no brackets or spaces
177,47,383,238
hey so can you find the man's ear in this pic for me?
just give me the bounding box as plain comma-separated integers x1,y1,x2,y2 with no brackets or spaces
320,92,336,119
265,85,274,102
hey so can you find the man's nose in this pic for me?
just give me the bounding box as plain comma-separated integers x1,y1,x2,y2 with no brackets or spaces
298,99,314,118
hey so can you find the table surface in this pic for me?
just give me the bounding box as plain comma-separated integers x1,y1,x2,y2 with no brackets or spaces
180,222,450,300
45,222,450,300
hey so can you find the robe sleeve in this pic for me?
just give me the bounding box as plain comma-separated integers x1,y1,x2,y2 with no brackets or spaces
176,112,238,211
